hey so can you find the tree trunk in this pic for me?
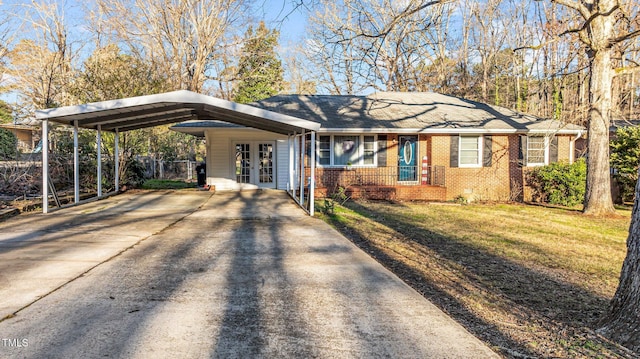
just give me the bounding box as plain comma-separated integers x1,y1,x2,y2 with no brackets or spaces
583,49,616,215
481,58,489,102
598,170,640,352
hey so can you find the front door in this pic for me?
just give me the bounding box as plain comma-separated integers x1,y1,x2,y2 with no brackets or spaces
234,141,276,188
398,135,417,182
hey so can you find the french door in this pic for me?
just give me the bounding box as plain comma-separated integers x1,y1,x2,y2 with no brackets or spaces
234,141,276,188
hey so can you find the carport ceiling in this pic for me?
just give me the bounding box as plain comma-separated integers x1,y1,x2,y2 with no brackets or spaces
35,90,320,135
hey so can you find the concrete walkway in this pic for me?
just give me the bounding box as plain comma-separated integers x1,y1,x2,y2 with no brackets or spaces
0,190,498,358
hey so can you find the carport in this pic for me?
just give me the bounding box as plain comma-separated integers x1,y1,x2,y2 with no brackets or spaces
35,90,320,215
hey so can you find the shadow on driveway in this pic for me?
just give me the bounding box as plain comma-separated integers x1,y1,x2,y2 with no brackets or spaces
0,190,497,358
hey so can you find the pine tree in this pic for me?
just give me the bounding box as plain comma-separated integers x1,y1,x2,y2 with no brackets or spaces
0,100,12,124
234,21,283,104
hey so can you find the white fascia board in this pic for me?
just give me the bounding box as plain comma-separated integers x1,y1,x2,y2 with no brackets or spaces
318,128,419,133
318,127,584,135
526,129,584,135
318,128,511,134
193,92,320,131
35,90,321,132
35,91,187,119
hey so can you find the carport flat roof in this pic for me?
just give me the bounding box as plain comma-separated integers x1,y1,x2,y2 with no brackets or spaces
35,90,320,135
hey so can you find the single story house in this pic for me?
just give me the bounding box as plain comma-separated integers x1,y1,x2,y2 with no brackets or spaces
173,92,585,202
0,123,38,153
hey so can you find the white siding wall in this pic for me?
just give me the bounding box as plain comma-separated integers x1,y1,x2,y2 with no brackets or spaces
276,139,290,190
204,128,289,191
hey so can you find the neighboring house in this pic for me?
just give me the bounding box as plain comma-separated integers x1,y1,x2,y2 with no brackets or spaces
608,119,639,203
0,123,38,153
173,92,585,202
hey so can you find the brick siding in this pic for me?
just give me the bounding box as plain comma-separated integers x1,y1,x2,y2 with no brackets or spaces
308,133,578,202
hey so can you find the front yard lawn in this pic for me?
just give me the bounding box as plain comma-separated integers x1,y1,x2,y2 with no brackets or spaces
317,200,633,358
141,179,197,190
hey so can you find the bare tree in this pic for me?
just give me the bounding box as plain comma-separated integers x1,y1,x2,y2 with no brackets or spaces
7,0,74,110
305,1,365,94
70,44,171,103
305,0,449,93
92,0,249,93
535,0,639,216
467,0,511,103
526,1,640,350
207,46,238,100
599,170,640,352
411,2,460,93
283,44,317,95
0,1,15,91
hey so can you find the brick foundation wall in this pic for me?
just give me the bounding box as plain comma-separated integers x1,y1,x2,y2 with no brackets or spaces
314,185,446,201
311,166,447,201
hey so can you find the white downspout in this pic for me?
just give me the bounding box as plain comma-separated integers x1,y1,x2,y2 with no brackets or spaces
97,125,102,197
310,131,316,216
73,120,79,204
299,130,305,207
570,130,584,164
114,129,120,192
42,119,49,214
291,132,297,199
288,134,294,193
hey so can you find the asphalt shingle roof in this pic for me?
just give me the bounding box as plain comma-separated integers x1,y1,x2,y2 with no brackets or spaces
172,92,584,134
252,92,584,133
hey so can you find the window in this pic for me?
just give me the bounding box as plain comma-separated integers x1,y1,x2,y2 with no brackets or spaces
318,136,331,165
334,135,360,165
459,136,482,167
527,136,547,166
363,136,375,165
317,135,377,166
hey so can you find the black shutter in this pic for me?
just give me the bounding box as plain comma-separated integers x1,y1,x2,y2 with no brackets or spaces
518,135,527,167
450,135,459,168
483,135,493,167
378,135,387,167
550,135,559,163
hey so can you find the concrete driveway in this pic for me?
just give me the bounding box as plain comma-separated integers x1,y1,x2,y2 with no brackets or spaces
0,190,498,358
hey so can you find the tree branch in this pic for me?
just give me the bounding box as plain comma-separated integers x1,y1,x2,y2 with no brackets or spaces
546,0,590,20
611,28,640,45
615,65,640,76
339,0,449,41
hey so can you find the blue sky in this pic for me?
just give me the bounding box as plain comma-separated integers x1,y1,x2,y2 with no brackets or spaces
0,0,310,106
253,0,308,43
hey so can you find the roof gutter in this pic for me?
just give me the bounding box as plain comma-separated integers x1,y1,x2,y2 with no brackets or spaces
318,127,585,135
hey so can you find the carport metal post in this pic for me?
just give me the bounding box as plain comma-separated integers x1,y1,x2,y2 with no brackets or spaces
73,120,79,203
114,129,119,191
42,119,49,214
97,125,102,197
288,133,294,194
299,130,305,207
290,132,296,198
309,131,315,216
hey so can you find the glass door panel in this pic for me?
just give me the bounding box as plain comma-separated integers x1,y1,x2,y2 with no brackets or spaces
235,143,251,184
258,143,274,184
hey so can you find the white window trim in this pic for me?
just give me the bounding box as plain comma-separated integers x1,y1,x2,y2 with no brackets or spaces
526,136,549,167
317,134,378,167
458,135,483,168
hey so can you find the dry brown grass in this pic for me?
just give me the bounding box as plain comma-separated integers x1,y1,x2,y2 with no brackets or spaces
318,200,634,358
